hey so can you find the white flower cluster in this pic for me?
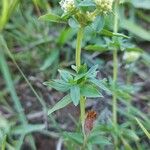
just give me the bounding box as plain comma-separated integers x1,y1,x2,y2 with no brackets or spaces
123,51,141,63
86,11,96,22
59,0,75,13
94,0,113,14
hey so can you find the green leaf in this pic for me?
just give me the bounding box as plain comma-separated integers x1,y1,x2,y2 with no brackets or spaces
58,69,73,82
63,132,83,144
85,44,108,52
57,28,75,45
86,64,99,78
92,16,104,32
12,124,45,135
100,29,130,38
121,137,133,150
68,18,79,28
135,117,150,139
48,95,71,115
121,19,150,41
122,129,139,141
131,0,150,9
78,0,96,7
80,84,103,98
39,13,66,23
126,47,143,53
88,134,111,145
44,80,70,92
40,49,59,71
70,85,80,106
90,78,111,94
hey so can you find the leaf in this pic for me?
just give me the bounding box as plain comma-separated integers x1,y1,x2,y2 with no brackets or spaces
58,69,73,82
88,134,111,145
100,29,130,38
39,13,66,23
68,18,79,28
57,28,75,45
40,49,59,71
48,95,71,115
85,44,108,52
86,65,99,78
131,0,150,9
91,16,105,32
80,84,103,98
70,85,80,106
12,124,45,135
44,80,70,92
121,19,150,41
63,132,83,144
78,0,96,7
135,117,150,139
121,137,133,150
90,78,111,94
122,129,139,141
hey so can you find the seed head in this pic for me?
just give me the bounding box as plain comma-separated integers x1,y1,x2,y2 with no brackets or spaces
60,0,75,13
94,0,113,14
84,110,97,135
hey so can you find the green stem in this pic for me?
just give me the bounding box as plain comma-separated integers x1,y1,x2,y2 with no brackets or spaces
113,0,119,149
113,0,119,125
80,97,86,135
75,27,86,144
76,27,84,70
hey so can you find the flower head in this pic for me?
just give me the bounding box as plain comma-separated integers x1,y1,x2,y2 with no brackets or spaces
60,0,75,13
123,51,141,63
86,11,96,22
94,0,113,14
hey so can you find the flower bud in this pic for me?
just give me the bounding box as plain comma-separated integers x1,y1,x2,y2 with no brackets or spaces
94,0,113,14
59,0,75,13
123,51,141,63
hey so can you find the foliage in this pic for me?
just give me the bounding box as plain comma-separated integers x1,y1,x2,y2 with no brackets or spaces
0,0,150,149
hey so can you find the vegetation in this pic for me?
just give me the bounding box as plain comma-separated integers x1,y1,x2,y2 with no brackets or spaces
0,0,150,150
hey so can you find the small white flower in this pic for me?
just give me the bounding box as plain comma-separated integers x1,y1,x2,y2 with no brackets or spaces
94,0,113,14
60,0,75,13
123,51,141,63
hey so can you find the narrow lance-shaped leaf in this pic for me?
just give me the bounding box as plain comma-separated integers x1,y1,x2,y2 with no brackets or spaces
135,117,150,139
40,49,59,71
48,95,71,115
58,69,73,82
80,84,103,98
39,13,66,23
84,44,108,52
44,80,70,92
11,124,45,135
100,29,130,38
70,85,80,106
121,19,150,41
90,78,111,94
63,132,83,144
